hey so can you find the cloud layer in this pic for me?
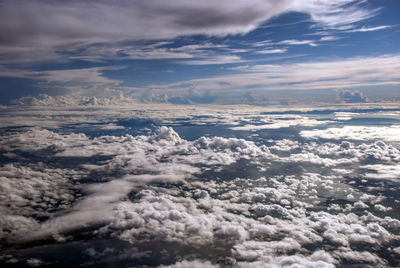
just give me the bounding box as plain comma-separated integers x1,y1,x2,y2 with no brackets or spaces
0,0,377,52
1,106,400,266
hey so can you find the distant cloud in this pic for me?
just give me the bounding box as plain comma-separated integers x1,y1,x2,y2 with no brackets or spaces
0,66,125,95
347,25,392,32
320,36,340,41
256,48,288,54
338,89,368,103
150,54,400,92
179,55,243,65
278,39,318,47
11,94,136,107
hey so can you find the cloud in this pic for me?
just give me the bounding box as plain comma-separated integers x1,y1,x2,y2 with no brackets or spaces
168,89,217,104
178,55,243,65
149,54,400,93
290,0,381,30
0,66,125,95
1,110,400,266
256,48,288,54
11,94,136,107
300,126,400,142
320,36,340,41
347,25,392,32
160,260,217,268
361,164,400,181
338,89,368,103
278,39,318,47
230,115,333,130
0,0,380,63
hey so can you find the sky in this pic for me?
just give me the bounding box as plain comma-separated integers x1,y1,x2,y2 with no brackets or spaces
0,0,399,105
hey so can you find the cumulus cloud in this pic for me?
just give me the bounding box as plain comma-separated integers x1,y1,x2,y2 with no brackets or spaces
338,89,368,103
1,107,400,266
11,93,136,107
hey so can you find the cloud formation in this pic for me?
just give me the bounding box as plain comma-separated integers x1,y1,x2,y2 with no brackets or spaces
338,89,368,103
150,54,400,93
0,0,379,63
1,106,400,266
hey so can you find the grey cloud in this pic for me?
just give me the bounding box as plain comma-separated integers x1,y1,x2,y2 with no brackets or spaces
12,93,136,107
0,0,379,63
338,89,368,103
0,66,125,97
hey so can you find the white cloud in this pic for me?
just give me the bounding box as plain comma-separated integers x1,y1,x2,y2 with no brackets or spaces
1,107,400,266
256,48,288,54
320,36,340,41
160,260,218,268
300,125,400,142
230,115,333,130
361,164,400,181
290,0,380,29
347,25,392,32
148,54,400,93
278,39,318,47
178,55,243,65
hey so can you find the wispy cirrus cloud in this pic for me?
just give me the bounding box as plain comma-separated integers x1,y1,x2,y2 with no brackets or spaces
347,25,392,32
256,48,288,54
278,39,318,47
177,55,243,65
0,66,124,94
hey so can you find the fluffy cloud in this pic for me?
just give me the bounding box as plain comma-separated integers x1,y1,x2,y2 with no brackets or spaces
1,107,400,266
12,94,136,107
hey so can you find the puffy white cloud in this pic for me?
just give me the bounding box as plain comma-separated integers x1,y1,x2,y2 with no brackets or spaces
1,107,400,266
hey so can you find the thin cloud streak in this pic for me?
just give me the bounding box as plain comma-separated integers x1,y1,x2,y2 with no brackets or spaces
347,25,392,32
149,54,400,92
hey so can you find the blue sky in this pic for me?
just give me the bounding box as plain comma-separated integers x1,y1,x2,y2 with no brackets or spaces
0,0,399,105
